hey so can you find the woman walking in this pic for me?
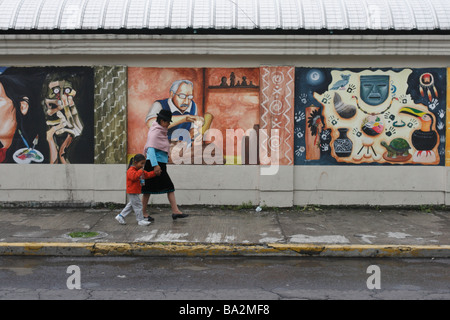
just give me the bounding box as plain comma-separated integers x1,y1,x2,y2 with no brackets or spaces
141,109,188,221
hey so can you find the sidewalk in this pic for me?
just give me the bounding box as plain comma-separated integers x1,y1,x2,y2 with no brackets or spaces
0,205,449,258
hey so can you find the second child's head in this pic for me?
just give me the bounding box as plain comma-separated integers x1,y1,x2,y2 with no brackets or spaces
129,153,146,169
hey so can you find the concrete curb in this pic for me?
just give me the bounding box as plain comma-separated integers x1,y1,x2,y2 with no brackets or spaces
1,242,450,258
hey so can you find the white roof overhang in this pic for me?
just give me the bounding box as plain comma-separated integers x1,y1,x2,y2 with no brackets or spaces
0,0,448,32
0,0,449,56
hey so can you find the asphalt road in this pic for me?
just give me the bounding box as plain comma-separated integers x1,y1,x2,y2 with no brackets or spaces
0,256,449,302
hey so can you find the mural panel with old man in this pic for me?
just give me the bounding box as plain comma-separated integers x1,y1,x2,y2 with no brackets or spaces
127,67,263,165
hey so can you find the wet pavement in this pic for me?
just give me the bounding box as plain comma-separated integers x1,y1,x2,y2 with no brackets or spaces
1,255,449,300
0,205,449,257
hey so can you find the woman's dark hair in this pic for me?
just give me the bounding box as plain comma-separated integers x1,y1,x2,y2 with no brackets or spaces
156,114,166,125
128,153,146,168
156,109,172,125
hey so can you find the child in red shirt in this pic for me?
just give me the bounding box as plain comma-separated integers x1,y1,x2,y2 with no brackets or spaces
115,154,158,226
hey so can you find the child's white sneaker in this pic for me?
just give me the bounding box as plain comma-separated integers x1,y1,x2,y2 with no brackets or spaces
115,214,126,225
138,219,151,226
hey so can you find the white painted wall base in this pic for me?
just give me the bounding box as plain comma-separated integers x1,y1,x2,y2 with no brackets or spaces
1,164,448,207
0,164,127,205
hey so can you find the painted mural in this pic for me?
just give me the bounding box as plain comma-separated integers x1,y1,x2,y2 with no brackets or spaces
94,66,127,164
128,67,260,165
0,67,94,164
128,67,206,164
446,68,450,167
2,65,448,168
294,68,446,166
260,66,295,166
127,66,295,166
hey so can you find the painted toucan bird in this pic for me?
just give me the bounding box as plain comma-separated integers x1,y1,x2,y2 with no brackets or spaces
399,107,438,154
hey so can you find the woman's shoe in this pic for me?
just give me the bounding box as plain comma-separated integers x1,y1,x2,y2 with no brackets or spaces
138,219,151,226
172,213,189,220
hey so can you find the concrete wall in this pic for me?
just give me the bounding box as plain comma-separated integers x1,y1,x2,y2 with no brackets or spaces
1,34,450,207
1,164,450,207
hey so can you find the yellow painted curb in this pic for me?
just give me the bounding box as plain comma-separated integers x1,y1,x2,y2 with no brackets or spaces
268,244,450,257
1,242,450,257
0,242,94,256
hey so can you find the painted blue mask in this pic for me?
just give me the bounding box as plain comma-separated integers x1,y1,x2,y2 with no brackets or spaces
360,75,389,106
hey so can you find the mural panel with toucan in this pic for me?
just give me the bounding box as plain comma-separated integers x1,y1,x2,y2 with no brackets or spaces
294,68,446,166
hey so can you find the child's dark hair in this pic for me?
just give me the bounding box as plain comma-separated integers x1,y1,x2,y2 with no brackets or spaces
128,153,146,168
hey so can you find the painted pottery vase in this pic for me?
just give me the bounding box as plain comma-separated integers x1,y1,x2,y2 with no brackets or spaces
334,128,353,157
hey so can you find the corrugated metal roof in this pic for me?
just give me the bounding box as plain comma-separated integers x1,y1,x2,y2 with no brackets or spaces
0,0,448,31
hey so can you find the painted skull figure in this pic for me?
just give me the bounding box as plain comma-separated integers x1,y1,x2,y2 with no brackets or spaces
44,79,83,163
